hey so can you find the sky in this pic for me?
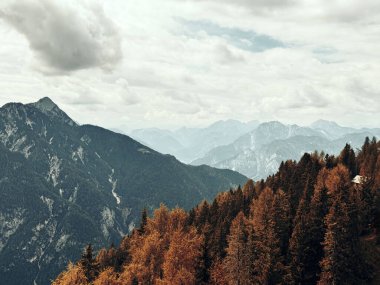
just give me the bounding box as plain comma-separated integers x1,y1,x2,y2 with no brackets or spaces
0,0,379,131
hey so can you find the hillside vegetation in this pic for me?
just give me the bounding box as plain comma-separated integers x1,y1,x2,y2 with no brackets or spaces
53,137,380,285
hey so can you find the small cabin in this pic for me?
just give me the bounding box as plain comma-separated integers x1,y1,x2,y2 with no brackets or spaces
352,175,366,184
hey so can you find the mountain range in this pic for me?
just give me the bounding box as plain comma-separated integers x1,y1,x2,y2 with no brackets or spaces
129,119,260,163
130,120,380,179
0,98,247,285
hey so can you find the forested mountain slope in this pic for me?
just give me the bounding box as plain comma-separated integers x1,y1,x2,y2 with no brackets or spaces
0,98,247,285
53,138,380,285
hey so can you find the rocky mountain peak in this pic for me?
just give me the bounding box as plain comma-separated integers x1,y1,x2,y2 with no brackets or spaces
29,97,77,126
32,97,58,112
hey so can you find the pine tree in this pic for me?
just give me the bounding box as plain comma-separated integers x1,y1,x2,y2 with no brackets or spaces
115,236,131,271
197,201,210,227
303,168,329,284
80,243,97,282
148,203,171,236
288,195,309,284
250,187,283,284
106,244,117,269
124,230,165,284
242,179,255,196
96,248,109,271
52,262,88,285
358,137,378,178
339,143,357,177
131,276,139,285
223,212,250,285
53,140,380,285
318,165,368,284
168,207,188,233
139,207,148,234
272,189,291,257
288,169,329,285
160,228,203,285
210,259,228,285
93,268,120,285
195,224,212,284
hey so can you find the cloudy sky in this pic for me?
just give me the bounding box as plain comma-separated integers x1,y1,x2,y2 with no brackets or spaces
0,0,379,131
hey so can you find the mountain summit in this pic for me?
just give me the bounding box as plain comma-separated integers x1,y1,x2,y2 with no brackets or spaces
29,97,77,126
32,97,58,112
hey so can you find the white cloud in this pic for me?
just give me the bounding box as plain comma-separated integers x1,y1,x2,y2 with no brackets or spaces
0,0,379,130
0,0,122,74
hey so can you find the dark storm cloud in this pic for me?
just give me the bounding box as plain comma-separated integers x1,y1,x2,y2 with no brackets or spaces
0,0,122,74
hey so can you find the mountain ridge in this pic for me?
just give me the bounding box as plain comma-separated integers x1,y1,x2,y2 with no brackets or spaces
0,97,247,285
130,119,380,179
191,121,380,178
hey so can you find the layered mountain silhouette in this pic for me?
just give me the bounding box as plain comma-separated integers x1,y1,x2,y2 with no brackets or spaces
131,120,380,179
0,98,247,285
191,121,380,178
129,119,260,163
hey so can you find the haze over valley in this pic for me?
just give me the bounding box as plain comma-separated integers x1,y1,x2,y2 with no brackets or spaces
129,120,380,179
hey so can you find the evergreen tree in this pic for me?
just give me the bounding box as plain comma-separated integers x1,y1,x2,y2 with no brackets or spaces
195,224,212,284
339,143,357,177
223,212,250,285
96,248,109,271
288,169,329,284
273,189,291,257
210,259,228,285
53,140,380,285
251,187,283,284
80,243,97,282
93,268,120,285
318,165,368,284
288,195,309,284
131,276,139,285
197,201,210,227
139,208,148,234
52,262,88,285
160,228,203,285
303,168,329,284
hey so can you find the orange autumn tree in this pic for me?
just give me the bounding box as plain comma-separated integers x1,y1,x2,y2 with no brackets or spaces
158,228,203,285
222,211,250,285
52,138,379,285
318,165,368,285
52,262,87,285
119,205,171,284
250,187,284,285
93,268,120,285
210,259,228,285
119,205,203,285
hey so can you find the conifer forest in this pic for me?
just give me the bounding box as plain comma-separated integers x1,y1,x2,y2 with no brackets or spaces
53,138,380,285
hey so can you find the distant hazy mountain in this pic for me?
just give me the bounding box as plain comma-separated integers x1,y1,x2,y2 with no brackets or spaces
0,98,247,285
192,121,380,179
130,128,184,155
129,119,260,163
310,119,362,139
